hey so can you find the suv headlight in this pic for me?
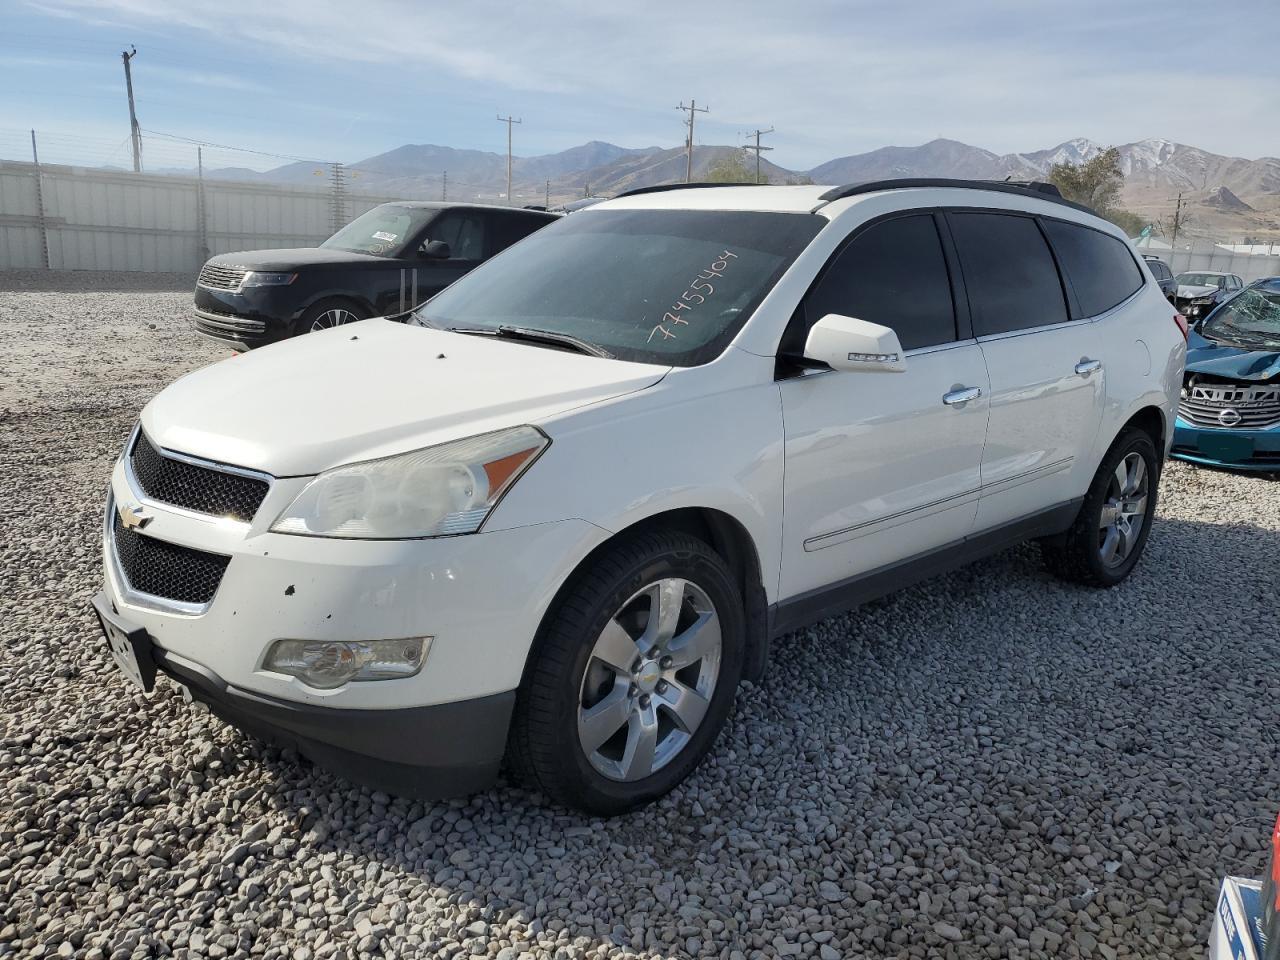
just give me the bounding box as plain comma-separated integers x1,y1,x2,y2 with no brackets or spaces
263,637,429,688
241,271,297,287
271,426,548,538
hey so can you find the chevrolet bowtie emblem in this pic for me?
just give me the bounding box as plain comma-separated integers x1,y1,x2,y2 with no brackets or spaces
118,502,152,530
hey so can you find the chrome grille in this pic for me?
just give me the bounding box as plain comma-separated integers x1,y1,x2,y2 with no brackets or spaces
129,431,270,522
112,512,230,606
1179,382,1280,429
197,262,248,290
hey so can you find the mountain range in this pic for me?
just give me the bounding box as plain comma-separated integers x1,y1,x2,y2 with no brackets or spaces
188,136,1280,239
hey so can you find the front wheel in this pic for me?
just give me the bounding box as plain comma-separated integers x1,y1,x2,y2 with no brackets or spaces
1042,427,1159,587
508,531,745,814
296,300,367,336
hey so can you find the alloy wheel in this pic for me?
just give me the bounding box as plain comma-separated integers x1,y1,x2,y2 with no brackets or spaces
309,308,357,332
577,578,722,782
1098,451,1149,568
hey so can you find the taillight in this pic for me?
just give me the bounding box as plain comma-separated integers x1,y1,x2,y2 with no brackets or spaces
1173,312,1189,340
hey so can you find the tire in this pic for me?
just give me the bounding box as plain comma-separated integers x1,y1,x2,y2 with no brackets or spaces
1042,427,1160,587
295,299,367,337
508,530,745,814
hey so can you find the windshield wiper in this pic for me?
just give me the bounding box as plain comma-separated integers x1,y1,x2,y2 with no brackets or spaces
449,324,614,359
409,310,443,329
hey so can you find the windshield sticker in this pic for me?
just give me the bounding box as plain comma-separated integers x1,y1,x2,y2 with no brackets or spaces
648,250,739,343
372,231,398,243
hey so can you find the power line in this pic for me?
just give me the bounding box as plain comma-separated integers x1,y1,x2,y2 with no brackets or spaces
496,114,522,205
743,126,774,184
140,128,329,164
676,100,709,183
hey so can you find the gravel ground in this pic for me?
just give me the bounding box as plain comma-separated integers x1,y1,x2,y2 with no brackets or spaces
2,269,1279,960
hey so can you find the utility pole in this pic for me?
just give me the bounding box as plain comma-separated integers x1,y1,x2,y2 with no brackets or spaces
329,163,347,233
442,170,447,201
196,145,208,266
545,179,550,209
121,46,142,172
496,114,521,204
30,130,50,269
743,126,774,184
676,100,709,182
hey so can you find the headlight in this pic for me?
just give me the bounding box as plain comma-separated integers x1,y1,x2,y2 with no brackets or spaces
263,637,430,689
241,271,297,287
271,425,549,538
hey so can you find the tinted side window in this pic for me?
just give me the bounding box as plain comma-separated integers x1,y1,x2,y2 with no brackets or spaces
1043,220,1144,318
491,212,553,253
949,213,1068,335
1147,261,1170,281
803,214,956,351
423,212,487,261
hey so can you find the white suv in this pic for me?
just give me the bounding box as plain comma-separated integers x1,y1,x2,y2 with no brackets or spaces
94,180,1187,813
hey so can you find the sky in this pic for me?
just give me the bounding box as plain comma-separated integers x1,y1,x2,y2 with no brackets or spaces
1,0,1277,172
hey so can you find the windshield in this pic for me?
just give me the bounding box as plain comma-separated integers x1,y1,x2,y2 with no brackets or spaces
411,208,824,366
321,204,435,257
1175,272,1225,288
1201,287,1280,349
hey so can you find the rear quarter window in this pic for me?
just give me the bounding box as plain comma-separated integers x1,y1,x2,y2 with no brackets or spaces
1044,220,1145,318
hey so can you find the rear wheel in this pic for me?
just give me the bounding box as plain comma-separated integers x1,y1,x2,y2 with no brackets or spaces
1042,427,1159,587
508,531,744,814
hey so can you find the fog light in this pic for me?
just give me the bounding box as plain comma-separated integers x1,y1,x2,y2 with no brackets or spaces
262,637,430,689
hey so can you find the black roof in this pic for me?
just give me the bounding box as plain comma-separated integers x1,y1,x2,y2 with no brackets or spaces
815,178,1094,215
612,177,1095,216
372,200,558,216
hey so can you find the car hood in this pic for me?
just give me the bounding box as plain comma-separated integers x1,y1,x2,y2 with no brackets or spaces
142,318,669,476
1176,284,1219,299
1185,328,1280,382
208,247,388,270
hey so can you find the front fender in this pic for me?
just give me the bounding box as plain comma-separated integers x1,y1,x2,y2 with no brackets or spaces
487,356,785,603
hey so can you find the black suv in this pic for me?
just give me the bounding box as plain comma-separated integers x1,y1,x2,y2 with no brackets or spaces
193,202,558,350
1142,255,1176,301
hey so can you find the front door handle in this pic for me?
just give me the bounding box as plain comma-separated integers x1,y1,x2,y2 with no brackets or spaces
943,386,982,407
1075,359,1103,377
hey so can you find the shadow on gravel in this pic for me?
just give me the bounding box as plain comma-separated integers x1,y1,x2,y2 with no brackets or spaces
196,510,1280,958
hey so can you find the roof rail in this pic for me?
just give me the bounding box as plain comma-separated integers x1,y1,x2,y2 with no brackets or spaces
613,181,764,199
816,178,1093,214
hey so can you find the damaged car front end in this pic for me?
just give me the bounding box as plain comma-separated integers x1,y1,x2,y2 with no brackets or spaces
1172,280,1280,471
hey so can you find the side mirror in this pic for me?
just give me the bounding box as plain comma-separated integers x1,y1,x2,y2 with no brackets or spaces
803,314,907,373
421,240,451,260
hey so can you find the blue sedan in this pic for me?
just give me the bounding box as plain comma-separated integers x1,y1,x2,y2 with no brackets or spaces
1172,279,1280,472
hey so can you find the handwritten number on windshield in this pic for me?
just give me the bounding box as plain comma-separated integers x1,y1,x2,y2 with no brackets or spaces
648,251,739,343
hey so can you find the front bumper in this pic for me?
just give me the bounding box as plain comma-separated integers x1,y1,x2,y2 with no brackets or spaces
103,454,608,710
192,286,296,350
93,590,513,796
1171,417,1280,471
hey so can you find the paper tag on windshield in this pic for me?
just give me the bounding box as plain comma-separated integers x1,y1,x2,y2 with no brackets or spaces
372,231,398,242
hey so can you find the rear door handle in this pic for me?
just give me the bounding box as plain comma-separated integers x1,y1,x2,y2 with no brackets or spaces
943,386,982,407
1075,359,1103,377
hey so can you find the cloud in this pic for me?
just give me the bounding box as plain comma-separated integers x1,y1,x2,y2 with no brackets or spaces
18,0,1280,166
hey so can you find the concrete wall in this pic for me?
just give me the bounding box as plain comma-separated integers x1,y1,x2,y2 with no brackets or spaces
1133,236,1280,283
0,161,400,273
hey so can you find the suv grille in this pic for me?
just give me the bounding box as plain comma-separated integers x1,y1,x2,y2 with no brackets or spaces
198,262,248,290
1179,382,1280,429
130,432,269,523
112,513,230,606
